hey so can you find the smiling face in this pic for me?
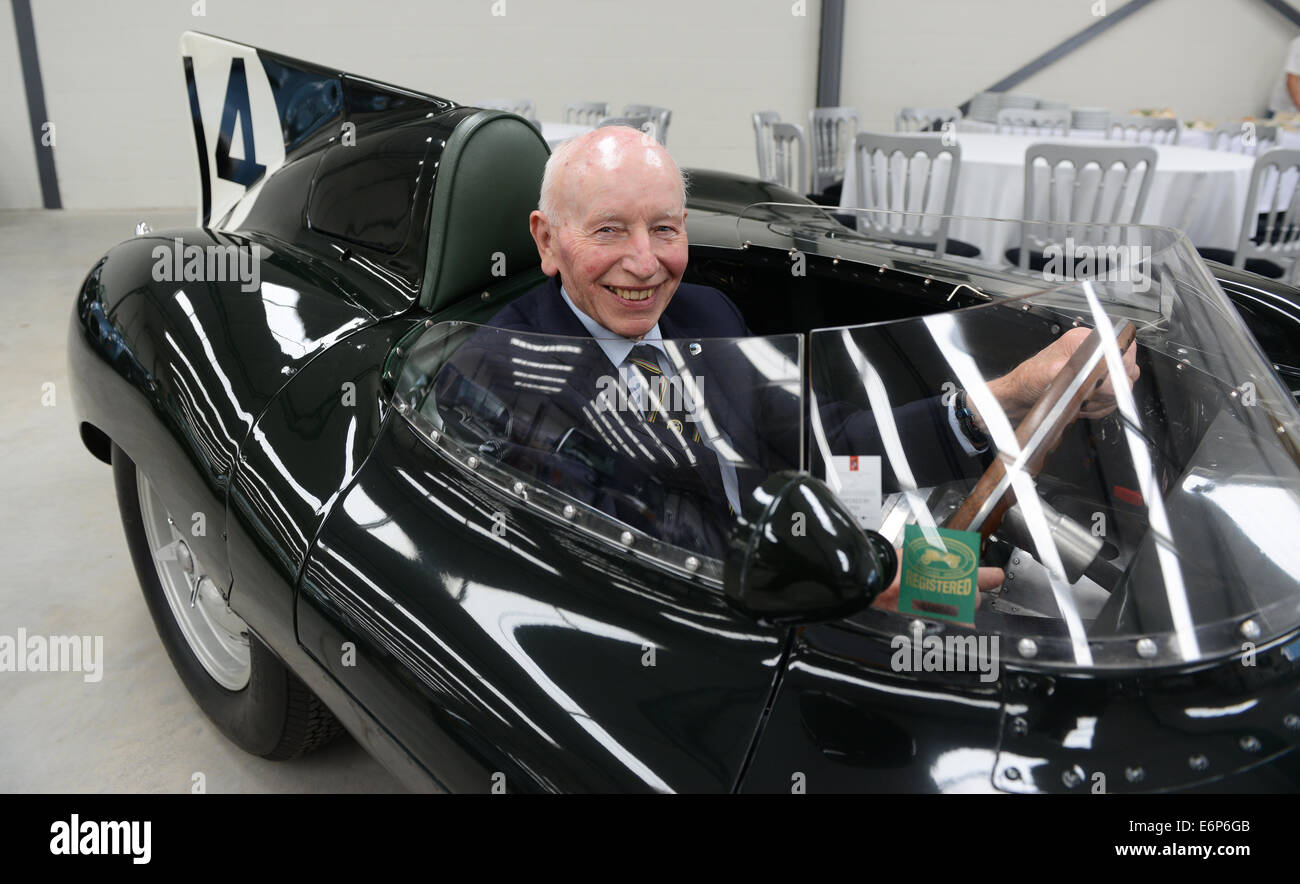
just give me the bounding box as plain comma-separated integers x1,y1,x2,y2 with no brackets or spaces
530,128,687,339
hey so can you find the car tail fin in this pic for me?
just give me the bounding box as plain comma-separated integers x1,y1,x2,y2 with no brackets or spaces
181,32,288,227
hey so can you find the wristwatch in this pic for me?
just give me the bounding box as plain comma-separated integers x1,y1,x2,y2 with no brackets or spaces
954,389,990,450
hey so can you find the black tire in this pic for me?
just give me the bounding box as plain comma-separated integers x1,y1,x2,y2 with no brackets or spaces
112,443,342,760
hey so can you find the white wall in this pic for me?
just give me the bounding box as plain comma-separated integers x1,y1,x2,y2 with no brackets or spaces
841,0,1296,133
5,0,820,210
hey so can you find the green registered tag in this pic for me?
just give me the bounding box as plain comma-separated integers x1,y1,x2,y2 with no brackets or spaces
899,524,981,625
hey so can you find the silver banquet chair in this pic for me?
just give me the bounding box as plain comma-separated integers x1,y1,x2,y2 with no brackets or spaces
563,102,610,126
895,106,962,133
1012,142,1158,270
1108,115,1181,145
622,104,671,144
1197,148,1300,283
1208,122,1280,155
596,114,655,135
809,107,860,197
851,131,977,258
769,122,809,193
753,111,781,182
996,107,1071,137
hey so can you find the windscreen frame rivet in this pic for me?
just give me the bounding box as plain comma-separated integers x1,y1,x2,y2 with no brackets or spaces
466,456,479,469
684,556,700,572
619,530,634,547
1135,637,1157,658
1239,619,1261,640
1017,638,1038,658
562,504,576,520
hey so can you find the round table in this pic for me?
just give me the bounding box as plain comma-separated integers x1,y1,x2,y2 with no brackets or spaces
839,132,1256,261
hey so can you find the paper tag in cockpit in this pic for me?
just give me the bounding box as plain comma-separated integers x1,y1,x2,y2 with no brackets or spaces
830,455,881,531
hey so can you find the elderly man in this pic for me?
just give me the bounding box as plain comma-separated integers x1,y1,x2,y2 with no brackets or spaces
438,127,1135,591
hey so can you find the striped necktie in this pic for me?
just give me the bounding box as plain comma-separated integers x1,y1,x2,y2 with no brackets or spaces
624,344,731,523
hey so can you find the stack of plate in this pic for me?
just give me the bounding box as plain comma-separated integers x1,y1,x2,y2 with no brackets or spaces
1072,107,1111,130
999,93,1039,110
969,92,1000,123
1037,100,1071,111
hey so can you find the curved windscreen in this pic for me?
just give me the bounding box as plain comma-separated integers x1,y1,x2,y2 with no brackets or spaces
738,203,1300,668
393,322,803,572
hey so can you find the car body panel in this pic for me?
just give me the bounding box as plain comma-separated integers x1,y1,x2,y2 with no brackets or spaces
295,416,789,793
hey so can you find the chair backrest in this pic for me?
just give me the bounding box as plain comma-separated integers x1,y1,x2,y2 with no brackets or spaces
809,107,860,193
622,104,671,143
1019,142,1158,269
563,102,610,126
1108,115,1181,145
753,111,781,181
1071,107,1111,132
473,98,537,121
420,111,551,316
596,115,656,140
1209,122,1280,155
998,92,1039,111
852,131,962,255
895,106,962,132
769,122,808,193
1235,148,1300,282
996,107,1071,136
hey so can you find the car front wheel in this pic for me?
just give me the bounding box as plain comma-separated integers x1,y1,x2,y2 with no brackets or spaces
113,443,341,760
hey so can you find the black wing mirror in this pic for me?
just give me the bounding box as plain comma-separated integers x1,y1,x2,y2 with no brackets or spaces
724,471,897,625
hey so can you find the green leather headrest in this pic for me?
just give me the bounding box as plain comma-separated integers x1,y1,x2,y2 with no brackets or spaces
420,110,551,312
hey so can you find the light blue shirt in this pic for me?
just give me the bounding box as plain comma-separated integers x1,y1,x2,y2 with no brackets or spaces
559,285,742,514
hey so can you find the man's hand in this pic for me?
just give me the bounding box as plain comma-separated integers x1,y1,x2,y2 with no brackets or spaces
976,326,1139,426
871,554,1004,611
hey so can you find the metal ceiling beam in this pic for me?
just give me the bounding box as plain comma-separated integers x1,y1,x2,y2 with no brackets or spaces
959,0,1161,114
1260,0,1300,28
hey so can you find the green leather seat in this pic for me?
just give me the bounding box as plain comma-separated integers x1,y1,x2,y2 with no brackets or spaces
420,110,551,322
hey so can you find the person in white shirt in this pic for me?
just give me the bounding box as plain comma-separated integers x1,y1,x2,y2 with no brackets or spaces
1267,35,1300,116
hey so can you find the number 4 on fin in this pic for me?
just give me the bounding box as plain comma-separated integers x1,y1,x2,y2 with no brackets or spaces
215,58,266,185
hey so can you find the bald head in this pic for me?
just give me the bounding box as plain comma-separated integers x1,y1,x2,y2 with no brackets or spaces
538,126,687,224
527,125,691,339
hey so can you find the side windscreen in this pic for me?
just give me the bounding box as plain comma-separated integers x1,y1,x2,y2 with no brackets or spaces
787,209,1300,669
394,322,803,574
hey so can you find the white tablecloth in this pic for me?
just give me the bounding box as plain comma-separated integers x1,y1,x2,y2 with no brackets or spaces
1179,125,1300,151
539,121,594,148
839,132,1255,260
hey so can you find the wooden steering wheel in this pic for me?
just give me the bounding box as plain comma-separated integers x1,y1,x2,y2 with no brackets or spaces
945,321,1137,547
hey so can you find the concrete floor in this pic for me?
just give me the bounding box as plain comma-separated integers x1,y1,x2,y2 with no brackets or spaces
0,209,404,792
